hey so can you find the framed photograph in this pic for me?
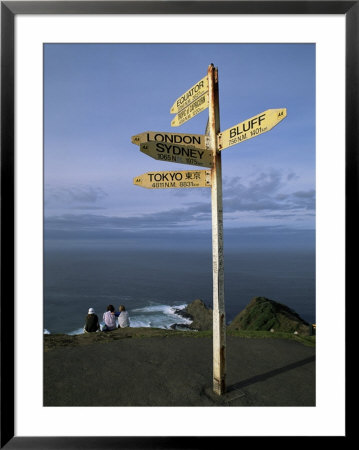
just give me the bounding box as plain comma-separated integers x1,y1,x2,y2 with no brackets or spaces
1,0,353,446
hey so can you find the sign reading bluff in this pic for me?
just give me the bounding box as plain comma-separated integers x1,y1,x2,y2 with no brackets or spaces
140,141,213,168
134,170,211,189
218,108,287,150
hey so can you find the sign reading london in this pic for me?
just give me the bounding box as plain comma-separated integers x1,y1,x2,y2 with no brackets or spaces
139,142,213,168
131,131,209,150
133,170,211,189
170,75,208,114
218,108,287,150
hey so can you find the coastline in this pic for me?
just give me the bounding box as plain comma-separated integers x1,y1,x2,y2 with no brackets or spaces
44,296,315,341
44,303,193,336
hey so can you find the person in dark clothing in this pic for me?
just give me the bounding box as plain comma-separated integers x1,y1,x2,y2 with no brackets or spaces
84,307,100,333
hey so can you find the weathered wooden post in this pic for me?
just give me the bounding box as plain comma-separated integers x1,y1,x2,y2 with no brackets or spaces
208,63,226,395
133,64,287,398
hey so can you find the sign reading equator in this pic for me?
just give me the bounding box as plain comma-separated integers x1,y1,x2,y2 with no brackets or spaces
171,92,209,127
218,108,287,150
140,142,213,168
170,75,208,114
133,170,211,189
131,131,209,150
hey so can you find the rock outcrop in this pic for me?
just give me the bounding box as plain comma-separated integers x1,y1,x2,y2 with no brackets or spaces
227,296,311,335
173,299,213,331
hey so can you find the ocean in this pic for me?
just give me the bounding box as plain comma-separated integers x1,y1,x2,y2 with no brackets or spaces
44,246,315,335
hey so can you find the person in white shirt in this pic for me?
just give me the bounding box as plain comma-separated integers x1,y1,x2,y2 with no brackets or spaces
117,305,130,328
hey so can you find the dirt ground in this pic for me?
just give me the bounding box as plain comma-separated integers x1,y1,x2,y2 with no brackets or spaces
44,329,315,407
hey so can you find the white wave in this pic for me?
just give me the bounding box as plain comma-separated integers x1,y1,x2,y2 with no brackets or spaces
129,319,153,328
132,305,174,313
173,304,187,310
44,329,51,335
132,303,188,317
130,303,192,329
68,328,85,335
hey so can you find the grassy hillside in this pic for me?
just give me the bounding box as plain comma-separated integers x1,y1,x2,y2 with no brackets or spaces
227,296,313,335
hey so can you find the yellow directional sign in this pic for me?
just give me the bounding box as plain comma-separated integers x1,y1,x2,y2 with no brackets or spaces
218,108,287,150
140,141,213,168
133,170,211,189
170,75,208,114
171,92,209,127
131,131,209,150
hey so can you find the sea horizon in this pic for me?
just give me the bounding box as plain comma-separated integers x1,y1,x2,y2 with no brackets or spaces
44,245,315,335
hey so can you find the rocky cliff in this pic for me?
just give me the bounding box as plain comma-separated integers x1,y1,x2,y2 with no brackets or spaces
173,299,213,331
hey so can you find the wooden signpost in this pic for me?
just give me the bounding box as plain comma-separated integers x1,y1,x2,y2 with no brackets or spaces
131,64,286,396
207,65,226,396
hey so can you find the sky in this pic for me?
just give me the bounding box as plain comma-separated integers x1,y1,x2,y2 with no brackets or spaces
44,43,315,251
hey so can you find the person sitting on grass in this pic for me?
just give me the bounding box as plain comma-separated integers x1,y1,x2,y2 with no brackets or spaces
116,305,130,328
84,308,100,333
102,304,117,331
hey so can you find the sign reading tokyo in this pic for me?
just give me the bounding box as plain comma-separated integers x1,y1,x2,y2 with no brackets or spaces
218,108,287,150
140,142,213,168
171,92,209,127
170,75,208,114
131,131,209,150
133,170,211,189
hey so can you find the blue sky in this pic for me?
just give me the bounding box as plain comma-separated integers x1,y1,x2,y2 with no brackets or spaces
44,43,315,250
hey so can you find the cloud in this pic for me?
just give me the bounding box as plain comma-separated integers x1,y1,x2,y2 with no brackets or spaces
44,204,212,234
44,169,315,237
45,184,108,210
223,169,315,213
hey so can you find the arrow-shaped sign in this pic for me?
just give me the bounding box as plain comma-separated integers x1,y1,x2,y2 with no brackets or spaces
133,170,211,189
218,108,287,150
170,75,208,114
171,92,209,127
140,141,213,168
131,131,209,150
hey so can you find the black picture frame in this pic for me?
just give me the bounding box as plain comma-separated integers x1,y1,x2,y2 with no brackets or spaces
1,1,354,447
